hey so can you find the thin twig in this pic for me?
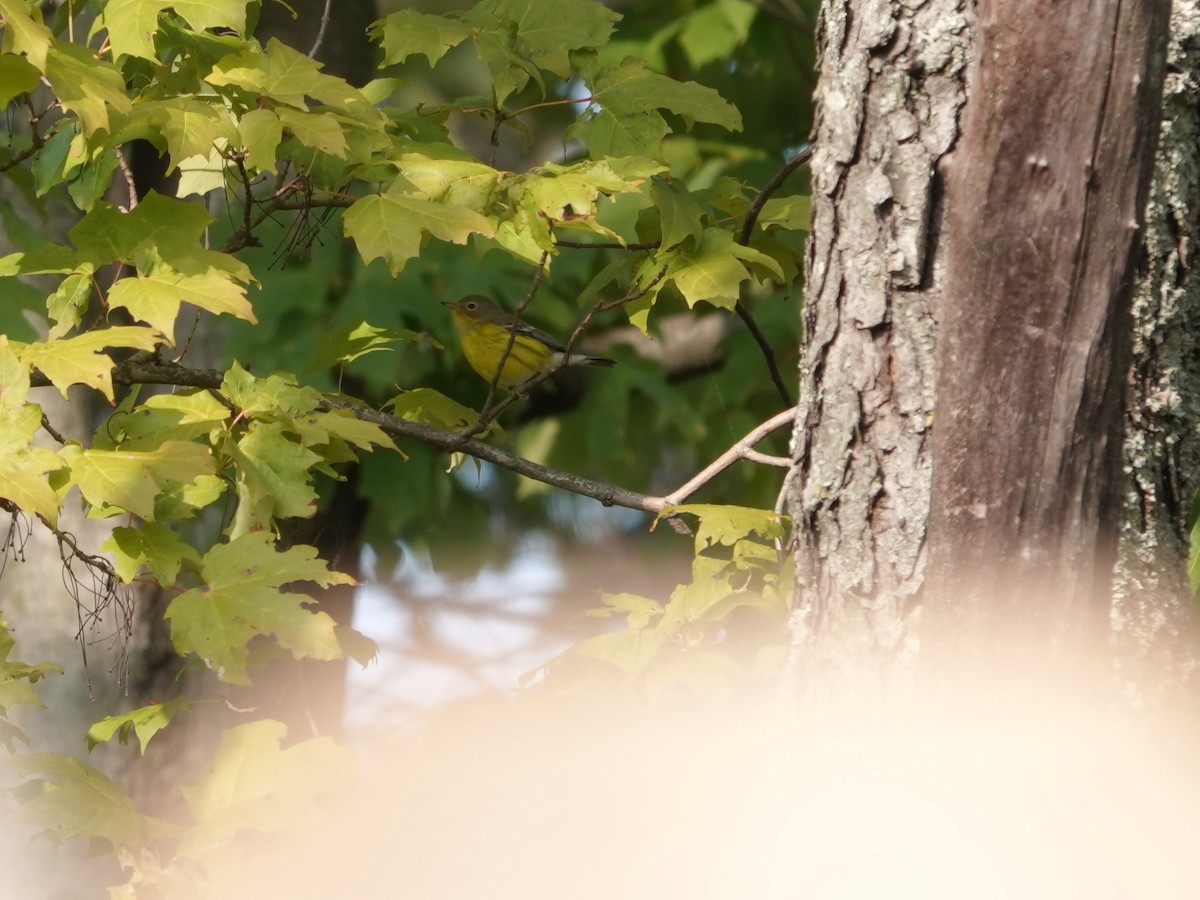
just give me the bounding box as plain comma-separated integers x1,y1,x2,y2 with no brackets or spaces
737,142,813,246
660,406,797,506
734,299,793,406
113,146,139,209
218,180,353,254
556,239,659,251
234,151,254,238
0,95,48,174
743,449,791,468
40,413,67,444
729,143,814,410
307,0,333,59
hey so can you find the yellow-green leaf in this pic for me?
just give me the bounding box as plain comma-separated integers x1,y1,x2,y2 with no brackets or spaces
86,697,189,755
0,403,64,525
16,326,161,401
345,185,495,276
165,534,352,684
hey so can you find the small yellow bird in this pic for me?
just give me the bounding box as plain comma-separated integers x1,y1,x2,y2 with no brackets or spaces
442,295,616,389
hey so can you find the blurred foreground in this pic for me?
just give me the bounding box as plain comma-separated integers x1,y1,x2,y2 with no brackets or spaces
159,668,1200,899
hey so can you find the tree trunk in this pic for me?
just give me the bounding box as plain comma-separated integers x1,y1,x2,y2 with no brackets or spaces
928,0,1169,669
1113,0,1200,700
789,0,968,699
791,0,1174,696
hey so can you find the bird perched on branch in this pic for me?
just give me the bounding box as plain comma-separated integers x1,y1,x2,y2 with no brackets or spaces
442,295,616,389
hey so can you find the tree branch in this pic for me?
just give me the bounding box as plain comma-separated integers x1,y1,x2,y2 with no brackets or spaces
732,142,814,410
29,361,799,519
660,406,797,506
308,0,333,59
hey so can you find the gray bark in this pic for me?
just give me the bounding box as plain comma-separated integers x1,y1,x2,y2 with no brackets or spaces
791,0,1177,696
789,0,968,698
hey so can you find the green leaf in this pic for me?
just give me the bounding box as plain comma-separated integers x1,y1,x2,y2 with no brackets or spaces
345,183,495,276
228,421,322,530
165,533,352,684
101,389,230,450
303,409,397,454
587,592,664,630
517,158,660,228
67,149,120,212
585,57,742,132
4,753,146,847
208,38,375,113
220,362,321,417
0,617,61,744
0,0,53,70
758,194,811,232
470,0,619,80
276,106,347,157
100,0,248,62
15,326,160,401
69,194,251,283
156,100,237,171
370,8,472,67
0,403,64,526
664,503,786,548
0,334,30,412
45,42,132,137
237,108,284,173
30,125,78,196
393,150,499,210
569,107,669,159
652,176,707,250
102,522,202,585
335,624,379,669
677,0,757,69
572,630,667,676
665,229,780,309
309,321,423,369
60,440,216,520
107,266,256,341
728,239,785,281
385,387,490,434
658,565,735,632
177,719,351,860
0,52,41,106
86,697,189,755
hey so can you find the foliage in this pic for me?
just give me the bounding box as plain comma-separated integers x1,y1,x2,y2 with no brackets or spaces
0,0,811,893
546,504,791,698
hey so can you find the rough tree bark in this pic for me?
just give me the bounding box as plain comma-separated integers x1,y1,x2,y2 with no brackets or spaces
790,0,1175,695
1112,0,1200,699
789,0,967,698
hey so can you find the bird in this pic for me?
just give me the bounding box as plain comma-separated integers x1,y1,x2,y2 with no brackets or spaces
442,295,616,389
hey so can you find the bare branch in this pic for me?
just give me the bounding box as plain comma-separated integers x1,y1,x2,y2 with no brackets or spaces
731,143,814,410
308,0,333,59
737,143,813,246
113,145,139,210
661,406,798,506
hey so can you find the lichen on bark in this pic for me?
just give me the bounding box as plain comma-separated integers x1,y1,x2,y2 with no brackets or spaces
1112,0,1200,699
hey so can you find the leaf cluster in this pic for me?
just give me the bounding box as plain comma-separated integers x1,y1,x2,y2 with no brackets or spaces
546,504,791,699
0,0,812,892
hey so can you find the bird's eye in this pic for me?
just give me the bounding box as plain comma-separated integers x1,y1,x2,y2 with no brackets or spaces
466,302,477,310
